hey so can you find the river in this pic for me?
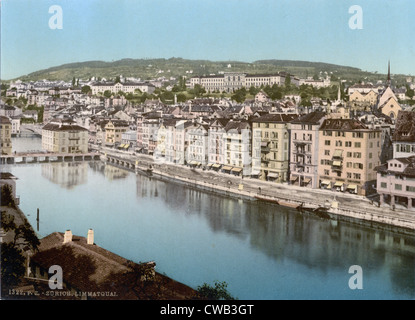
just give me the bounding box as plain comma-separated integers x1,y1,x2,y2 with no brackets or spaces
2,135,414,300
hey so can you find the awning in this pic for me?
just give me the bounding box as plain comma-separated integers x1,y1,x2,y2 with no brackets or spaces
222,166,232,171
347,184,357,190
333,149,343,158
207,163,213,168
334,181,343,187
332,160,342,167
124,144,130,149
231,167,243,172
290,175,298,181
268,172,279,178
321,180,331,185
251,170,261,175
261,141,269,147
303,178,311,184
119,144,125,148
189,160,197,165
212,164,222,168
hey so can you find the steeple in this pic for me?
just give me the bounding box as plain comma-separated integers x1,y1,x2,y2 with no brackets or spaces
387,60,391,87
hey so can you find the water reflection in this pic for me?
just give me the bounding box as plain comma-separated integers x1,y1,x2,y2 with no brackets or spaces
41,162,88,189
133,165,415,296
89,161,129,180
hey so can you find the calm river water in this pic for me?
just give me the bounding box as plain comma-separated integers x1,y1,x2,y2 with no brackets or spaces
3,135,415,300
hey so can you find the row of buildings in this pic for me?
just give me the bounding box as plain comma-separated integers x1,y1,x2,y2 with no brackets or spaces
30,108,414,209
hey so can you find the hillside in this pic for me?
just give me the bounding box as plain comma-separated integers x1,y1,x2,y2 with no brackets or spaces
10,57,407,85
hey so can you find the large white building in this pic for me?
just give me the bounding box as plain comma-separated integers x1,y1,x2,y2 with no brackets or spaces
190,72,297,93
42,118,88,153
91,81,155,95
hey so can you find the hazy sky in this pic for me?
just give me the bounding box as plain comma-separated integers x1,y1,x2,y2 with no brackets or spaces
1,0,414,80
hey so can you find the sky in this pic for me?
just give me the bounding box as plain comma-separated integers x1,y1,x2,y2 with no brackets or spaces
1,0,415,80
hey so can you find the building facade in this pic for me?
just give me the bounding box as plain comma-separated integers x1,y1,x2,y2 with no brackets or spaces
290,111,326,189
0,116,12,155
252,114,298,183
376,156,415,209
42,118,88,153
317,119,382,196
392,111,415,158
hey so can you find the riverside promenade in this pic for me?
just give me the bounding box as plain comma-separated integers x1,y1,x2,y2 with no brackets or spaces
101,147,415,232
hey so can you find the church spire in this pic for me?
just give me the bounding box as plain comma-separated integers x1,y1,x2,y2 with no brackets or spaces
387,60,391,87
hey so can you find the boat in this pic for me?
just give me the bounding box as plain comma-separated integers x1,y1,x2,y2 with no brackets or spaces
297,203,331,219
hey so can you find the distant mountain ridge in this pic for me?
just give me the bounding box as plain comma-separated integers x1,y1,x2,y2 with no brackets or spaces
12,57,396,84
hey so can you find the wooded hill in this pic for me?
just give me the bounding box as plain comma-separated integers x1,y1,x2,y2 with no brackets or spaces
12,57,409,86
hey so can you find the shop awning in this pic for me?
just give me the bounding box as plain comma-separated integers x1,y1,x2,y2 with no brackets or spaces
321,180,331,185
303,178,311,184
347,184,357,190
290,175,298,181
261,141,269,147
231,167,243,172
251,170,261,175
268,172,279,178
189,160,197,165
212,164,222,168
334,181,343,187
332,160,342,167
207,163,213,168
119,144,125,148
222,166,232,171
124,144,130,149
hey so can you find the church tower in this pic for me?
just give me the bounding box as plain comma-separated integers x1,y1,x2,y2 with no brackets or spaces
386,60,391,87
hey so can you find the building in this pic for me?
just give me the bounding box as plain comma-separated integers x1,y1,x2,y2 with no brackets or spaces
104,119,129,146
376,156,415,209
251,113,298,182
208,118,229,169
222,120,252,176
392,111,415,158
42,118,89,153
187,123,209,166
0,116,12,155
190,72,294,93
290,111,326,189
349,90,378,105
317,119,382,196
91,81,155,95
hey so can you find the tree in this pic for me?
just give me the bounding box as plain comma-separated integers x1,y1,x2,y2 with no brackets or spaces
1,243,26,290
197,281,236,300
103,90,112,98
1,185,17,208
81,85,91,94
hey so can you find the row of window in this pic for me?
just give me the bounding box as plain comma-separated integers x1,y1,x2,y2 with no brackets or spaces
380,182,415,192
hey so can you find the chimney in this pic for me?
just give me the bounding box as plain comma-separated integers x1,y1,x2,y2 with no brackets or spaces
87,229,94,245
63,230,72,244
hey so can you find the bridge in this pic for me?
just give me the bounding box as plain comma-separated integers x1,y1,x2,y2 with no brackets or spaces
0,151,101,164
104,153,153,176
17,124,43,137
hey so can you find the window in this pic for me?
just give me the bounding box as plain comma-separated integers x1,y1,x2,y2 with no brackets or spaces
354,142,361,148
324,150,330,156
381,182,387,189
406,186,415,192
395,184,402,191
325,140,331,146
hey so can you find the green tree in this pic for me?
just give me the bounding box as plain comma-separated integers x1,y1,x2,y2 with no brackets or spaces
1,243,26,290
103,90,112,98
81,85,91,94
197,281,236,300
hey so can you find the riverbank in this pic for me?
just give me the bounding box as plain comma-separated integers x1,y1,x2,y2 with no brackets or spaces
101,149,415,232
